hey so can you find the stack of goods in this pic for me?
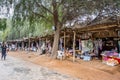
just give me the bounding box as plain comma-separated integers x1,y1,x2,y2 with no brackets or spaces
106,58,119,66
101,51,118,57
83,56,91,61
105,51,118,57
101,51,120,65
83,51,91,61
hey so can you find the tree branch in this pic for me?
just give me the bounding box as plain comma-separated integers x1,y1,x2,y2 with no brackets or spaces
32,11,46,18
32,11,52,24
36,2,53,15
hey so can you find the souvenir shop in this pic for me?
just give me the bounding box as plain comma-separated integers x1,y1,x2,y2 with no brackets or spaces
59,27,120,65
79,29,120,66
100,37,120,66
100,33,120,66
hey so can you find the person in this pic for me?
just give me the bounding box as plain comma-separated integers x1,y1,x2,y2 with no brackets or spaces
1,42,7,60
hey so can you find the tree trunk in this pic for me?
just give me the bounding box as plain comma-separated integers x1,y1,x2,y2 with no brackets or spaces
51,24,60,59
51,0,60,59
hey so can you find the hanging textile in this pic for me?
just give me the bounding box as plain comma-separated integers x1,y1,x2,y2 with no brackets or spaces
87,39,93,51
79,39,82,50
81,40,90,53
94,40,99,55
59,38,63,51
98,39,103,50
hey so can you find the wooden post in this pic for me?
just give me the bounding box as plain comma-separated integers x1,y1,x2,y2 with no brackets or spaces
64,31,66,52
22,41,24,51
15,41,17,51
35,40,37,52
46,37,47,46
73,31,76,62
38,37,41,54
38,38,40,47
28,38,30,53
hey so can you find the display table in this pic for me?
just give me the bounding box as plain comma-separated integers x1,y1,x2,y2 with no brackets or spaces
108,56,120,63
101,54,120,64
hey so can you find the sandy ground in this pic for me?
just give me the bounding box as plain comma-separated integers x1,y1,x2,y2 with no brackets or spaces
0,56,79,80
7,51,120,80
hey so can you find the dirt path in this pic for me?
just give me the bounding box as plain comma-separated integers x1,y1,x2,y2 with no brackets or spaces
0,56,79,80
8,51,120,80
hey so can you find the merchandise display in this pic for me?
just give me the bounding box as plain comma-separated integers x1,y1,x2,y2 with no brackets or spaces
101,51,120,66
81,40,93,54
106,58,119,66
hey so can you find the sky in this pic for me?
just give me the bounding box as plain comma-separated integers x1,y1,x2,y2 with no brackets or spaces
0,4,14,18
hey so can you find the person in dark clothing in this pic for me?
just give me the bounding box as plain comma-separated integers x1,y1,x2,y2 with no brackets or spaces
1,42,7,60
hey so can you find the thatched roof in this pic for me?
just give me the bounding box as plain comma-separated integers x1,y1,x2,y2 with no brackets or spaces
88,15,120,26
73,15,120,32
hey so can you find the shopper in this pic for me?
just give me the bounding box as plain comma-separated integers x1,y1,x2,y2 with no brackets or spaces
1,42,7,60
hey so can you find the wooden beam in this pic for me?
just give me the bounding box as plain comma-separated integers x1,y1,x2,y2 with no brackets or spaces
77,24,117,32
73,31,76,62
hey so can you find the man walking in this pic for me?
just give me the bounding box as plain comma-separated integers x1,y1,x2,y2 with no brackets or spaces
1,42,7,60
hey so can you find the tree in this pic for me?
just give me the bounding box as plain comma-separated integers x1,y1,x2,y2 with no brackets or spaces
11,0,99,58
12,0,120,58
0,19,11,41
1,0,120,58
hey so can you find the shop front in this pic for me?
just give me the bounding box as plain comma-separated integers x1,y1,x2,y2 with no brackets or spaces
92,30,120,66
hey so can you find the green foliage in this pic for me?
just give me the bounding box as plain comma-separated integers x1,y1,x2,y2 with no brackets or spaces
0,0,120,41
0,19,11,41
0,19,6,30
